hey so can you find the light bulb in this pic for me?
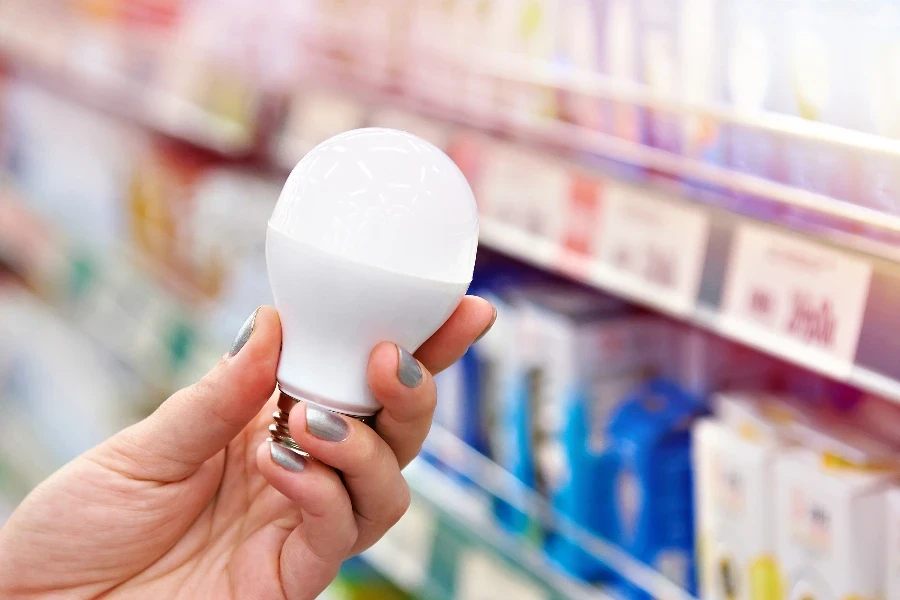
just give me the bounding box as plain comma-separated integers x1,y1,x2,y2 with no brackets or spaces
266,128,479,450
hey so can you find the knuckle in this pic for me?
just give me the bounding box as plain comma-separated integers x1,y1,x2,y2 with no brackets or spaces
390,481,412,525
356,433,382,466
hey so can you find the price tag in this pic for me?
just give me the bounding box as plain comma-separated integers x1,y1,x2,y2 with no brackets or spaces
554,173,604,280
363,497,437,591
719,225,872,378
595,184,710,315
456,549,548,600
291,91,365,149
477,144,568,251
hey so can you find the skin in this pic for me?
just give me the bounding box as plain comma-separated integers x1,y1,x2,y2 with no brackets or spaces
0,297,495,600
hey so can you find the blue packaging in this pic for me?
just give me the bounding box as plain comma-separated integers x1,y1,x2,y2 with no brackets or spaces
496,285,670,572
605,378,706,599
493,284,634,539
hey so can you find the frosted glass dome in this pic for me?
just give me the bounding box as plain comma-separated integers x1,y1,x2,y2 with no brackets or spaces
268,128,479,284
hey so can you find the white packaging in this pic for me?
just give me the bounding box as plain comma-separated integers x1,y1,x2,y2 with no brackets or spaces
494,0,560,122
775,445,892,600
693,417,782,600
780,0,858,204
636,0,723,158
694,393,807,600
512,286,663,495
853,0,900,217
886,488,900,599
600,0,640,141
723,0,788,194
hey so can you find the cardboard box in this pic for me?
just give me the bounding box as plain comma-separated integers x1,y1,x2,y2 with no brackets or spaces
775,444,892,600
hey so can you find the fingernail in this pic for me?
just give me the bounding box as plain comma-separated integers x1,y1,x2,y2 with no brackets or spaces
474,304,498,343
229,307,261,356
397,345,423,388
306,404,350,442
270,441,307,472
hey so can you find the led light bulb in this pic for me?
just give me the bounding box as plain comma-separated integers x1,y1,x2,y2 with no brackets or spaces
266,128,479,450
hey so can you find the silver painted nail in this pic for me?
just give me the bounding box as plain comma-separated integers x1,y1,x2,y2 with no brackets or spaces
270,440,307,472
397,345,423,388
230,307,261,356
306,404,350,442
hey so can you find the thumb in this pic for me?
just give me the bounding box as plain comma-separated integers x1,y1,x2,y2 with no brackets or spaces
108,306,281,482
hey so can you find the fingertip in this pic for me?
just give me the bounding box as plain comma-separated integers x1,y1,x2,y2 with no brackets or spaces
411,295,496,374
470,296,497,340
225,305,281,396
367,342,432,408
366,342,402,395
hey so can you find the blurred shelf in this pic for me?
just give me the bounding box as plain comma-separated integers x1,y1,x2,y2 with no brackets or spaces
272,90,900,406
363,426,697,600
0,7,258,156
0,180,220,397
5,3,900,399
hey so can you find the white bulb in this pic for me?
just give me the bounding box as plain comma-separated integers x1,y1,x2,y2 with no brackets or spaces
267,128,479,416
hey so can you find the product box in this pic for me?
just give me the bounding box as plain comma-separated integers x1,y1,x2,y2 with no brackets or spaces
607,378,705,599
493,0,560,123
562,0,645,181
594,0,642,146
722,0,789,219
493,284,633,535
635,0,681,154
635,0,723,162
852,0,900,225
678,0,725,164
2,80,146,251
188,168,278,339
780,0,858,207
886,488,900,600
693,393,802,600
508,286,669,578
557,0,602,129
775,436,893,600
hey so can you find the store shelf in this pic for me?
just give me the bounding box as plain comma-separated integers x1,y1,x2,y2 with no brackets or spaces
363,425,699,600
269,88,900,405
6,10,900,404
0,6,257,156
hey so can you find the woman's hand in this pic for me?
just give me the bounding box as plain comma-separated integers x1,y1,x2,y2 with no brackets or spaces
0,298,495,599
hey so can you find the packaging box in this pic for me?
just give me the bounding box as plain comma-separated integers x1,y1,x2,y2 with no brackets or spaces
885,488,900,600
693,393,802,600
607,378,705,599
635,0,723,162
721,0,790,220
775,438,892,600
852,0,900,230
780,0,858,208
500,285,666,578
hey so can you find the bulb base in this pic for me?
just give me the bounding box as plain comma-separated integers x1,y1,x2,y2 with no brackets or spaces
268,389,377,454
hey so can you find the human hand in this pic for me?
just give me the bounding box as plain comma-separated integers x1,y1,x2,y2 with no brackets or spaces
0,298,495,599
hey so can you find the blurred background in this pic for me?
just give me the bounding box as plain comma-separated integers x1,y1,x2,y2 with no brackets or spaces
4,1,900,598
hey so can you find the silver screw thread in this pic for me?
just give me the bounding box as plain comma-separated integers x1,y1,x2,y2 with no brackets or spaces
268,389,377,454
268,390,307,455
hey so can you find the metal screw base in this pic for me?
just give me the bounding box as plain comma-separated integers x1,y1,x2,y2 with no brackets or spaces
268,390,307,455
267,389,377,455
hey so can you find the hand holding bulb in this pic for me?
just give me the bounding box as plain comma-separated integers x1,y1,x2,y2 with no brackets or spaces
0,130,493,599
